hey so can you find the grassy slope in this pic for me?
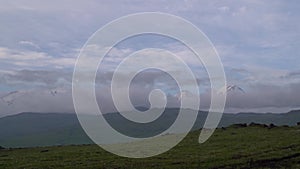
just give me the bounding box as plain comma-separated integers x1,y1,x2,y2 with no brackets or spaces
1,126,300,169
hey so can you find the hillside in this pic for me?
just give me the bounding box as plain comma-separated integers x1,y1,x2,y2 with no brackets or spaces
0,109,300,148
1,126,300,169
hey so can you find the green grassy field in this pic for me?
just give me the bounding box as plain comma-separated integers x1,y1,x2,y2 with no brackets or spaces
1,125,300,169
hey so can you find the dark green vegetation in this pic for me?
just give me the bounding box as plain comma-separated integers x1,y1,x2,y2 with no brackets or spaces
1,109,300,148
1,125,300,169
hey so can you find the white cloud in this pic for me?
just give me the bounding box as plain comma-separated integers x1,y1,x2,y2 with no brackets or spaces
0,47,76,69
218,6,230,12
18,40,40,49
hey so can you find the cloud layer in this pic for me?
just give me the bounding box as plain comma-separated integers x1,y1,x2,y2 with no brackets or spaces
0,0,300,116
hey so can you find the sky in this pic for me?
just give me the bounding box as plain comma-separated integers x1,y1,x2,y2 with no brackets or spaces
0,0,300,116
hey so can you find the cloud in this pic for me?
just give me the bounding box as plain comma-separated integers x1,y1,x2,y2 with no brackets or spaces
281,71,300,79
0,0,300,115
18,40,40,49
226,83,300,109
0,89,74,117
0,47,76,70
0,69,71,89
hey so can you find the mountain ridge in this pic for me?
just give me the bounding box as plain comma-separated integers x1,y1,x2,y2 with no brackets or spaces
0,108,300,148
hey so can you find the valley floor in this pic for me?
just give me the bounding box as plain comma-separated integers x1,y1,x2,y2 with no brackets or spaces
1,125,300,169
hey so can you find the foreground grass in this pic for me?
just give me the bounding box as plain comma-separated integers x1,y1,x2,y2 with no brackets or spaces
1,125,300,169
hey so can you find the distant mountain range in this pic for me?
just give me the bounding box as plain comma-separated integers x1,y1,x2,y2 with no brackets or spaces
0,109,300,148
